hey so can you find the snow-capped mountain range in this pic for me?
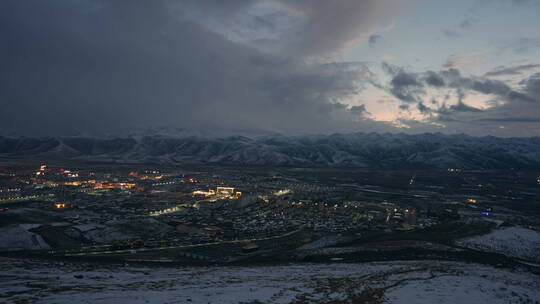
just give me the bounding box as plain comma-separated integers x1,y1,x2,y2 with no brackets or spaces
1,133,540,169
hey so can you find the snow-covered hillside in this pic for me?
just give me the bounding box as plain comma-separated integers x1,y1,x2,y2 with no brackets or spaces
456,227,540,262
0,225,50,251
0,259,538,304
1,133,540,168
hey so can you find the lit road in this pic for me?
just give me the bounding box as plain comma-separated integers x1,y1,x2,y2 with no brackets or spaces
344,184,431,198
64,226,305,257
149,198,218,216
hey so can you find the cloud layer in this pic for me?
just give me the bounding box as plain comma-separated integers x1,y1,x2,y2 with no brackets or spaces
0,0,538,137
0,0,399,136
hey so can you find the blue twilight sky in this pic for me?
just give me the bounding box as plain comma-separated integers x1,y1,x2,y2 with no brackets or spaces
1,0,540,137
339,0,540,135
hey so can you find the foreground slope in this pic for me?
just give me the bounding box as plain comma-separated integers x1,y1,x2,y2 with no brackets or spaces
1,259,539,304
457,227,540,262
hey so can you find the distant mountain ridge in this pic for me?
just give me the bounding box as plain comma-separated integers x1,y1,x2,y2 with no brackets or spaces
1,133,540,169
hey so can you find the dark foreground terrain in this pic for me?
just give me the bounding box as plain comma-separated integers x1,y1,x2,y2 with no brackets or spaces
1,258,540,304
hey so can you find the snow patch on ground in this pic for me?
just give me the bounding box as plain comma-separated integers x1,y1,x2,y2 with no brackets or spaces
298,235,351,250
78,226,129,243
0,225,50,251
0,259,538,303
456,226,540,262
385,265,539,304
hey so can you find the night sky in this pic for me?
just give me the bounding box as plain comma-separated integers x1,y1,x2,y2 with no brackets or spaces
1,0,540,137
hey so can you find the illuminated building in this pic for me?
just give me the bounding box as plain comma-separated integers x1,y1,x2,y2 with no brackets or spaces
274,189,292,196
216,187,241,199
193,189,215,197
54,203,69,209
94,182,136,190
192,187,242,199
216,187,235,196
35,164,48,176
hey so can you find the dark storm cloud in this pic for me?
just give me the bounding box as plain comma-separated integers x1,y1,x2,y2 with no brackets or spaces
520,72,540,99
349,104,369,115
391,72,421,87
368,34,383,47
437,69,513,98
389,71,424,103
0,0,392,136
378,63,540,134
381,64,425,103
469,78,512,96
435,97,483,116
385,66,517,106
436,71,540,134
417,102,432,114
382,66,532,105
399,104,410,110
441,69,535,103
484,64,540,77
424,71,446,87
449,101,484,112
